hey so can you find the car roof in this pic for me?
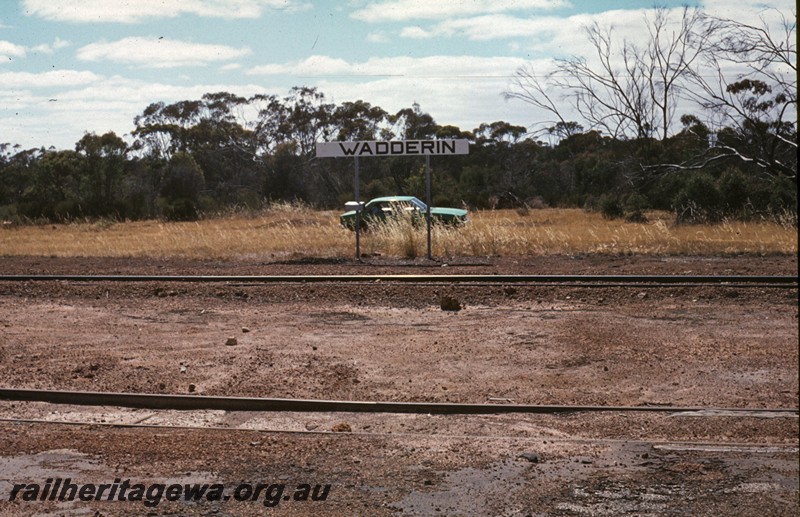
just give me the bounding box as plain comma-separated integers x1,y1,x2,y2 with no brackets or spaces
368,196,418,203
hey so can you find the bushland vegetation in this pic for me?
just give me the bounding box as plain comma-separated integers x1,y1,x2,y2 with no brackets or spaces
0,7,795,227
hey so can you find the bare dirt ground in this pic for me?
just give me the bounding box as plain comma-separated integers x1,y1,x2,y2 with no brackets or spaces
0,254,797,516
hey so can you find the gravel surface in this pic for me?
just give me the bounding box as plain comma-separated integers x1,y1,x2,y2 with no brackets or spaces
0,254,797,516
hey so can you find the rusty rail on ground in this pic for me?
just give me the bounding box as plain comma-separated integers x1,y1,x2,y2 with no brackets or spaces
1,388,797,416
0,274,796,287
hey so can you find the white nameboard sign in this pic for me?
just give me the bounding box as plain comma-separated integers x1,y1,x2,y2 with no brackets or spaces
316,139,469,158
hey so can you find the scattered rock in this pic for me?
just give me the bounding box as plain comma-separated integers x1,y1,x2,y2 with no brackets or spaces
331,422,352,433
242,327,250,333
519,452,542,463
440,295,462,312
188,383,196,393
225,337,238,346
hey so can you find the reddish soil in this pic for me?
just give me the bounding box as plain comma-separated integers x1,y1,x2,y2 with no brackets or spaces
0,254,797,516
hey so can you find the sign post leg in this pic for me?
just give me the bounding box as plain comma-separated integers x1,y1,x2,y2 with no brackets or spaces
425,154,432,260
355,156,361,260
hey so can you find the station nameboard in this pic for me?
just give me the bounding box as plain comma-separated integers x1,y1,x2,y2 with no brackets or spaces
316,139,469,158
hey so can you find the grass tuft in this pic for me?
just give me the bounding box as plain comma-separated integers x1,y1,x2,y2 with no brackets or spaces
1,207,795,259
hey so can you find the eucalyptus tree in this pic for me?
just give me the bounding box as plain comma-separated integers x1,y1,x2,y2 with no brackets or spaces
278,86,336,157
683,9,797,181
131,100,204,160
331,100,390,141
75,131,128,216
189,92,259,203
22,149,82,220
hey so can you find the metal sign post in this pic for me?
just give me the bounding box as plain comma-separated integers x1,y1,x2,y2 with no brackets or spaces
425,154,432,260
354,156,360,260
316,139,469,260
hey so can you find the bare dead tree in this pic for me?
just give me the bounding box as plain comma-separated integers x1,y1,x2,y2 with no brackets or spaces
504,64,579,142
646,7,714,142
506,6,707,142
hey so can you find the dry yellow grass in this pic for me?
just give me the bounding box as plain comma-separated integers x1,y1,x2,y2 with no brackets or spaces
1,205,796,259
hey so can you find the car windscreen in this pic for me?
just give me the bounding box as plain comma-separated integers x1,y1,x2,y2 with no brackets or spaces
410,198,428,211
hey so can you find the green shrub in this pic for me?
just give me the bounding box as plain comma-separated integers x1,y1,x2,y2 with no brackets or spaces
598,194,624,219
672,173,721,223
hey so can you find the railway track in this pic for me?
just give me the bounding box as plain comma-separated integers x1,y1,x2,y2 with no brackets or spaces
1,416,796,453
1,388,797,416
1,269,796,515
0,273,797,287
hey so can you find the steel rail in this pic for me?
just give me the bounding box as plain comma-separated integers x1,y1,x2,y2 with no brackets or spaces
0,274,796,285
1,418,797,453
1,388,797,416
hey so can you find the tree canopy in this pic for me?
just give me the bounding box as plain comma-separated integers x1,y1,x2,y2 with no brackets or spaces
1,7,795,225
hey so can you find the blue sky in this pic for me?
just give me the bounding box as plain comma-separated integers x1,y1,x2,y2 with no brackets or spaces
0,0,794,150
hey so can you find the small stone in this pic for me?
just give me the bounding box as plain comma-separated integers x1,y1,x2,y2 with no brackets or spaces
225,337,238,346
440,295,462,312
518,452,541,463
188,384,196,393
241,327,250,333
331,422,352,433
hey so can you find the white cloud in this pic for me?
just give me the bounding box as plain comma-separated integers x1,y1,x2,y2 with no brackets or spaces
396,9,664,46
0,40,27,61
249,55,353,76
77,37,252,68
399,26,432,39
22,0,311,23
351,0,569,23
315,72,546,132
701,0,795,16
246,54,539,132
30,37,72,55
400,14,536,40
367,31,390,43
248,54,527,78
0,70,102,88
1,75,279,149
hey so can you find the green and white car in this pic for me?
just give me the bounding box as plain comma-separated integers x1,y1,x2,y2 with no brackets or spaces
340,196,468,230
